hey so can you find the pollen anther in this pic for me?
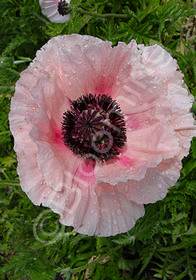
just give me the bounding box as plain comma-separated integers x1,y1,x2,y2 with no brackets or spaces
62,93,127,162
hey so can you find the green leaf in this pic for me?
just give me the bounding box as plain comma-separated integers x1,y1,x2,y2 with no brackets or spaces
181,158,196,178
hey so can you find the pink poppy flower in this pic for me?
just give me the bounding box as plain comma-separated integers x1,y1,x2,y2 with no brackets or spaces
9,35,196,236
39,0,72,23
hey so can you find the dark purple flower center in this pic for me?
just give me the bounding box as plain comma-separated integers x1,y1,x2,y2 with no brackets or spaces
57,0,69,16
62,94,127,162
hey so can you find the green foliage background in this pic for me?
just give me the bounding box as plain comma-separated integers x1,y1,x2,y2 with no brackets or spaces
0,0,196,279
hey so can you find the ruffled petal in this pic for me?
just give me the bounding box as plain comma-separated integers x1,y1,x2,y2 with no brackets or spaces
140,44,182,82
28,107,81,192
94,115,180,185
115,75,167,115
59,160,100,236
126,121,180,160
60,163,145,236
30,75,70,129
116,158,181,205
94,182,145,236
167,83,194,113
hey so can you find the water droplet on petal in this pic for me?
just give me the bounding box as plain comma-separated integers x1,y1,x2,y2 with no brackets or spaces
125,185,128,192
160,192,165,198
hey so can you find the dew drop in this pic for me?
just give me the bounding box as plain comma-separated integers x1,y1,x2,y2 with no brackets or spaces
92,199,97,205
183,141,190,149
125,185,128,192
160,192,165,199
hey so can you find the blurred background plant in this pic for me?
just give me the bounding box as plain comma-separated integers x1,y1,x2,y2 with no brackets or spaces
0,0,196,279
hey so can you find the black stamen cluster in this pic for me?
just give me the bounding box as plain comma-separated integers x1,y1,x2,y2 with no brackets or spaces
57,0,68,16
62,93,127,162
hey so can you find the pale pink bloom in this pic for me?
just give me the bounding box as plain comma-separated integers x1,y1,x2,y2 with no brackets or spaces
39,0,71,23
9,35,196,236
